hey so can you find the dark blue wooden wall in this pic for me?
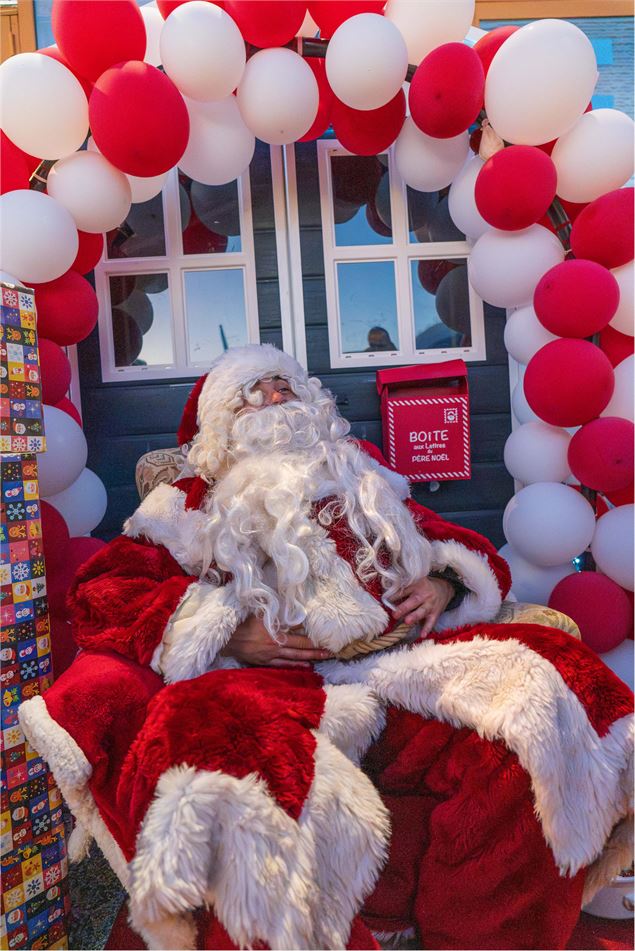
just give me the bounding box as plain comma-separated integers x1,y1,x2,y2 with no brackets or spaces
79,140,513,545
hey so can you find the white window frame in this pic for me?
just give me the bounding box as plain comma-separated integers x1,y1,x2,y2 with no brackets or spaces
94,167,260,382
316,139,486,370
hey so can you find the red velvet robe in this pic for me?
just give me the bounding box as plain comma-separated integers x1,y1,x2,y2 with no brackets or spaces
19,443,634,951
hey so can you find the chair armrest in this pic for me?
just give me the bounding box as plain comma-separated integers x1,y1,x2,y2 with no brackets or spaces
493,600,581,639
136,448,185,500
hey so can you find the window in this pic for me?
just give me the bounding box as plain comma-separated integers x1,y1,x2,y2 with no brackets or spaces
94,168,260,382
317,142,486,369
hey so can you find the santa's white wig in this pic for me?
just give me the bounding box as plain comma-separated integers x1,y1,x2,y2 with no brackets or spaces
185,344,345,480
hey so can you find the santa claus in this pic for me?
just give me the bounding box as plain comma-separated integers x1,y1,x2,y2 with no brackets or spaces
20,345,633,951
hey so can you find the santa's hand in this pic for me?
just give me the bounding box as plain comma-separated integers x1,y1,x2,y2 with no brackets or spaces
220,615,334,667
392,576,455,636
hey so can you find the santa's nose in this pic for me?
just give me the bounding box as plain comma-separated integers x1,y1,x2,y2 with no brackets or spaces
269,390,284,405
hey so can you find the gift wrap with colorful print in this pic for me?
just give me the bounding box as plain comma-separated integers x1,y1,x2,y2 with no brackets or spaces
1,283,46,455
1,455,70,951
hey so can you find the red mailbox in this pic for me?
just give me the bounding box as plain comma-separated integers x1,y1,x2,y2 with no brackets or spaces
377,360,471,483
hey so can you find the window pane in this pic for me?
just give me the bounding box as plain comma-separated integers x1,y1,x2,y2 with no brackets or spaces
411,259,472,349
336,261,399,354
331,155,392,246
184,269,248,365
109,273,174,367
408,189,465,244
106,193,166,259
182,175,242,255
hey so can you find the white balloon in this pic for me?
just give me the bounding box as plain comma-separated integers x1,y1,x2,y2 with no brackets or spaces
504,305,558,365
160,2,245,102
552,110,635,203
326,13,407,111
485,19,597,146
179,96,255,186
503,482,596,566
511,379,540,424
601,355,634,422
592,504,634,591
385,0,474,66
45,468,108,537
0,53,88,160
140,2,163,67
395,118,469,192
601,639,634,691
498,543,574,605
504,422,571,484
448,157,489,240
38,405,88,497
87,136,166,205
609,262,634,337
47,151,132,233
468,225,565,309
0,190,78,284
237,48,318,146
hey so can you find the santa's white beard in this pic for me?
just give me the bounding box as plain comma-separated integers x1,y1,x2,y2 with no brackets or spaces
202,401,431,637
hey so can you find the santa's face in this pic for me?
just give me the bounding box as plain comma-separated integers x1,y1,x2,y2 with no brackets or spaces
240,375,296,412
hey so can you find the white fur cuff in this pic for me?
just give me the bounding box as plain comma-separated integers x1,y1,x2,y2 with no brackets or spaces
431,538,503,630
152,581,247,683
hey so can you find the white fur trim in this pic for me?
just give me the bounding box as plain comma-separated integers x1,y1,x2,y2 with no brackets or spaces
431,538,503,629
128,733,389,950
19,696,129,887
321,684,386,765
124,482,211,576
153,580,247,683
301,527,390,651
318,637,634,879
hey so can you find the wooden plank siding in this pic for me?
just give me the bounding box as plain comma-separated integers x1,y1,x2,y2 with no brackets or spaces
78,139,513,547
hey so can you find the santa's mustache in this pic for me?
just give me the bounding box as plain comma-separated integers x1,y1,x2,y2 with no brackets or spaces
230,400,331,458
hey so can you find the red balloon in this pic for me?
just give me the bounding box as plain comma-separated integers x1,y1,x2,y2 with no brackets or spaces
54,396,82,426
474,25,519,76
308,1,384,39
39,338,72,405
157,0,224,17
331,90,406,156
0,133,30,194
570,188,634,270
409,43,484,139
39,44,93,99
549,572,631,654
605,483,635,507
47,536,107,617
600,324,634,368
90,62,189,177
70,230,104,275
0,131,40,179
365,198,392,238
40,500,70,573
52,0,146,82
224,1,306,47
568,417,634,493
299,58,334,141
524,339,615,427
418,259,458,294
475,146,557,231
33,272,99,346
534,260,620,338
49,615,78,679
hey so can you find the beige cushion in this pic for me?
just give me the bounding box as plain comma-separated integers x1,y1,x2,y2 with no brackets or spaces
134,448,581,641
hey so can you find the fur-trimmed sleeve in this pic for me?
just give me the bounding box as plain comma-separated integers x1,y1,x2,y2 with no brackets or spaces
68,535,247,679
405,498,512,630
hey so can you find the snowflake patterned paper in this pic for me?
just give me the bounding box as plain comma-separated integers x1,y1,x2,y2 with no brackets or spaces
0,283,46,455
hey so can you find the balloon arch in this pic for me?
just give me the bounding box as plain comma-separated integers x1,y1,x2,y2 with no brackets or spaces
0,0,633,662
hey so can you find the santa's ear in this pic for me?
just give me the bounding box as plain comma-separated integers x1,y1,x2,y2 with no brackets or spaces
177,373,208,447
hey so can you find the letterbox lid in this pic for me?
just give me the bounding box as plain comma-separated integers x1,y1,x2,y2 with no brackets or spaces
376,359,467,395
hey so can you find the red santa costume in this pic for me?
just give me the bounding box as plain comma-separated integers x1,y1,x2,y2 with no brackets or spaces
20,345,633,951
